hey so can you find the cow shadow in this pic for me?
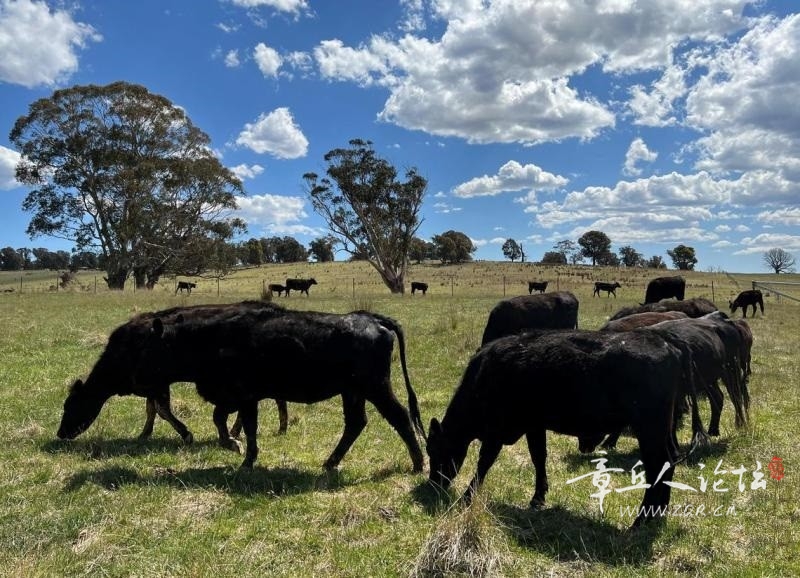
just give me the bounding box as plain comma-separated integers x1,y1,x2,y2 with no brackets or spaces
62,463,340,497
491,503,664,566
42,437,221,460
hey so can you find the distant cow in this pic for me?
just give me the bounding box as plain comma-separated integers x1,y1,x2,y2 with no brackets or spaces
426,329,704,528
285,277,317,296
176,281,196,295
268,283,287,297
593,281,621,298
729,290,764,318
480,291,579,346
411,281,428,295
609,297,718,321
57,302,426,473
644,275,685,304
528,281,548,294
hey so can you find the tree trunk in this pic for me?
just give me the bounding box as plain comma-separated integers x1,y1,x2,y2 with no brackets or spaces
104,267,128,290
133,267,148,290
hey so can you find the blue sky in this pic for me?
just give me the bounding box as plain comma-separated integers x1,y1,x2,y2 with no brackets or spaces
1,0,798,273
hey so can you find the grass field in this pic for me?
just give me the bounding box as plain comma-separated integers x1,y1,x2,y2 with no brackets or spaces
0,262,797,577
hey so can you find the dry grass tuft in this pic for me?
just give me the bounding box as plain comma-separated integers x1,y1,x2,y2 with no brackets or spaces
410,495,507,578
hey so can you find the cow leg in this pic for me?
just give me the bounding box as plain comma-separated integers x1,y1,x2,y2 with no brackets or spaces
526,429,549,508
139,397,157,440
463,440,503,504
323,393,368,471
238,401,260,469
601,429,622,450
706,381,724,436
213,406,242,454
229,412,243,439
369,390,425,472
631,424,674,527
276,400,288,434
152,393,194,444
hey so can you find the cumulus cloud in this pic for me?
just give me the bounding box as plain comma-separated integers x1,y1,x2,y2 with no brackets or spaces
735,233,800,254
229,164,264,180
235,193,319,236
623,138,658,176
224,49,241,68
235,108,309,159
312,0,750,145
757,207,800,227
228,0,309,16
0,145,21,190
452,161,568,198
0,0,101,88
254,42,282,77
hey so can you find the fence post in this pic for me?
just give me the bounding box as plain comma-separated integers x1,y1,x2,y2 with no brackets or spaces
19,276,22,293
56,274,59,292
503,275,506,297
95,276,97,294
217,278,220,297
451,276,454,297
353,278,356,299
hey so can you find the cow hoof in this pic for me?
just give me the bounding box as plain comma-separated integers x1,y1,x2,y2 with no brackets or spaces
708,427,720,437
221,439,243,453
182,433,194,445
529,497,546,510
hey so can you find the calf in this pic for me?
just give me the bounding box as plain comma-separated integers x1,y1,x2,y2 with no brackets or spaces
480,291,579,346
411,281,428,295
426,329,703,528
593,281,621,298
268,283,287,297
729,290,764,318
285,277,317,296
528,281,548,294
175,281,196,294
58,302,425,473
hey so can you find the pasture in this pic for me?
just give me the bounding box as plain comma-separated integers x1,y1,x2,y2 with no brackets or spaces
0,262,797,576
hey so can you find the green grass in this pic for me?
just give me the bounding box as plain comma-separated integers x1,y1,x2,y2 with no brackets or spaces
0,262,798,576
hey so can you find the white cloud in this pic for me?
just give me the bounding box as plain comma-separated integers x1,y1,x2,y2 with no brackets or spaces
0,0,101,88
254,42,282,77
623,138,658,176
235,108,309,159
228,0,309,15
230,164,264,180
235,194,319,236
757,207,800,227
452,161,568,198
0,145,21,190
224,49,240,68
627,63,688,127
735,233,800,254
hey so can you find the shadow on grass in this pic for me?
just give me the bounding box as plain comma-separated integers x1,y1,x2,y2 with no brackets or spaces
492,503,666,566
410,479,460,515
42,436,220,459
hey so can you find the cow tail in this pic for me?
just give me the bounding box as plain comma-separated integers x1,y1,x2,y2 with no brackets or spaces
369,313,426,439
678,344,709,459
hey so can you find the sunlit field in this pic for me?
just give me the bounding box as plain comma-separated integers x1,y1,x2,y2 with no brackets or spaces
0,262,797,576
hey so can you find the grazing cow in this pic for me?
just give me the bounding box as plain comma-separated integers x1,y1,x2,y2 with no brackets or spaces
175,281,196,295
729,290,764,318
480,291,579,346
600,310,688,332
426,329,704,528
594,314,746,450
411,281,429,295
57,302,425,473
268,283,287,297
644,276,686,304
609,297,717,321
285,277,317,296
528,281,548,294
593,281,621,298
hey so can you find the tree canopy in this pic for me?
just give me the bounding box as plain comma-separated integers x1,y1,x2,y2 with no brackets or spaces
578,231,612,265
763,247,795,274
303,139,426,293
432,230,475,264
10,81,245,289
667,244,698,270
502,238,522,262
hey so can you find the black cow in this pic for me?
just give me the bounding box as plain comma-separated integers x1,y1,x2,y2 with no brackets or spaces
57,302,425,472
176,281,197,295
729,290,764,318
268,283,287,297
600,311,688,332
411,281,428,295
528,281,548,294
426,329,704,528
644,275,685,304
732,318,753,379
285,278,317,296
480,291,579,346
593,281,621,298
609,297,717,321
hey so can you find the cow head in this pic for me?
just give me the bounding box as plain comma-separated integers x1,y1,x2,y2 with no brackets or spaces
426,418,467,490
577,432,607,454
57,378,110,439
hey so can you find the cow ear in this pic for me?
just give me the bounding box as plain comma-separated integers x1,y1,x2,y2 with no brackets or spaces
429,418,442,435
151,318,164,337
